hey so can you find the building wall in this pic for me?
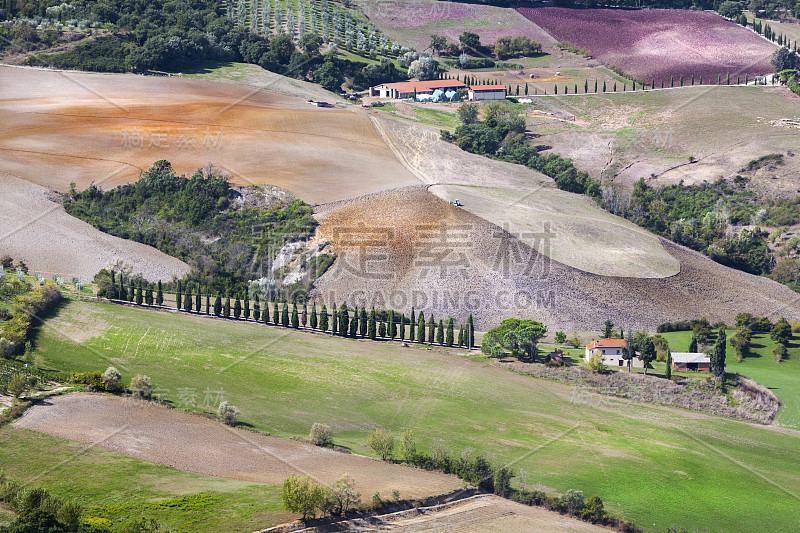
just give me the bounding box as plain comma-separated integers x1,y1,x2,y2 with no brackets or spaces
585,348,643,368
469,90,506,101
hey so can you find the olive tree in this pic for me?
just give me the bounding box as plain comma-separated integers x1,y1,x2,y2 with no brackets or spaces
367,428,394,461
218,401,240,426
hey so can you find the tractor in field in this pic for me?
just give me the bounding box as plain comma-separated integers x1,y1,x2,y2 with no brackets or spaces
450,199,463,207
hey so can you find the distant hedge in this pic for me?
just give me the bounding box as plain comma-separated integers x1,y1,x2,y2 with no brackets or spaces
0,286,62,356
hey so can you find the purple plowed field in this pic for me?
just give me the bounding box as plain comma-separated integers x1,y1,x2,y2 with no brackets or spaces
517,7,776,81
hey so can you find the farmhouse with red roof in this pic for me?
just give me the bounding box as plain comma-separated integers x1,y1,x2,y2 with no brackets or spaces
585,338,643,368
369,79,467,99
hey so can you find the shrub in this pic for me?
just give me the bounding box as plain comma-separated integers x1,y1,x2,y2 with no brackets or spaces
7,373,28,397
129,374,152,398
281,474,325,521
493,466,513,497
71,371,104,390
217,401,240,426
309,423,332,446
367,428,394,461
0,338,14,359
325,474,360,516
586,352,607,372
581,495,606,523
399,429,417,461
102,366,122,392
561,489,585,515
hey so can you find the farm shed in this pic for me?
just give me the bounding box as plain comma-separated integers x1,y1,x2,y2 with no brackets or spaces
548,350,564,365
370,79,467,99
468,85,507,101
671,352,711,372
585,338,643,368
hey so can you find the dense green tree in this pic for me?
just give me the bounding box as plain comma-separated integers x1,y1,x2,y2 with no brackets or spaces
145,286,154,306
310,302,318,329
711,329,727,381
771,317,792,345
602,320,614,338
398,314,405,340
639,337,656,375
435,319,444,344
291,304,299,328
205,291,210,314
467,314,475,349
388,311,396,339
338,303,349,336
273,300,280,324
233,296,241,319
368,307,377,340
281,302,290,327
214,295,222,316
360,307,368,337
349,308,358,337
135,284,143,306
428,315,435,344
129,280,135,302
156,280,163,306
409,308,416,340
554,331,566,345
689,336,698,353
243,293,250,320
417,311,426,343
481,319,547,360
175,280,181,310
253,294,261,322
446,318,454,347
184,287,192,312
301,304,308,328
331,301,338,334
320,304,329,331
665,350,672,379
378,320,387,338
224,296,231,318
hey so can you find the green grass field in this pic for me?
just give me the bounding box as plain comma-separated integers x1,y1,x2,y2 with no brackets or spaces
0,427,285,531
21,299,800,532
660,329,800,429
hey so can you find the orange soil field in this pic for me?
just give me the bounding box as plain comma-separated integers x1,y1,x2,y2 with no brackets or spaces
0,66,419,204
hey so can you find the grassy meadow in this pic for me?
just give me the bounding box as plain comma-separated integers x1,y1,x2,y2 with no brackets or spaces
20,299,800,532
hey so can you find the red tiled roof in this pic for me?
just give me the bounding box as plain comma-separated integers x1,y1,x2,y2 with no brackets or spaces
470,85,506,91
586,338,626,349
374,79,467,92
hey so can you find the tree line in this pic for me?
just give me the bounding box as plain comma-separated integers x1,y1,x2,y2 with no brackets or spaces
102,272,478,349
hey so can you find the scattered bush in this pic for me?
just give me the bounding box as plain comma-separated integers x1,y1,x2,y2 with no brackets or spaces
309,422,333,447
129,374,152,398
561,489,585,515
217,401,240,426
324,474,360,516
6,373,28,397
367,428,394,461
102,366,122,392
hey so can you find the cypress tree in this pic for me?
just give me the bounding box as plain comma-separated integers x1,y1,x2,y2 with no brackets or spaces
301,304,308,328
368,307,377,340
398,314,405,340
409,307,416,340
574,83,577,93
233,296,241,319
446,318,454,347
689,336,698,353
331,301,338,333
388,311,395,339
680,75,683,86
665,351,672,380
310,302,318,329
360,307,368,337
632,79,636,91
156,280,163,306
428,315,435,344
458,325,464,347
254,294,261,322
515,85,519,96
584,79,588,93
273,299,280,324
145,286,153,306
718,73,721,85
175,280,181,310
417,312,426,343
281,302,290,327
651,77,654,89
436,320,444,345
338,303,348,336
594,79,597,92
349,308,358,337
135,284,143,306
699,75,702,85
184,287,192,312
205,292,210,314
525,83,529,95
109,271,118,299
244,293,250,320
378,320,387,338
602,80,606,92
554,84,557,94
727,72,730,85
196,288,201,314
691,74,694,85
214,295,222,316
224,296,231,318
129,280,134,302
467,314,475,349
291,304,299,328
320,304,329,331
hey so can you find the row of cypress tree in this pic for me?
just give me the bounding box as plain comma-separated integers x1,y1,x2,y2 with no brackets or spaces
112,276,477,348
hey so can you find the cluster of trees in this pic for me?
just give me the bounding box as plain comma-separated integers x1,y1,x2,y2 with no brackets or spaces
70,161,318,300
431,32,542,63
603,178,773,275
480,318,547,360
729,312,792,363
281,473,361,521
0,286,62,359
443,102,600,197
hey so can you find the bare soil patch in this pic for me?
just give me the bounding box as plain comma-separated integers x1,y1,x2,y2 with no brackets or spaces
0,66,419,204
0,168,189,281
13,393,462,500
